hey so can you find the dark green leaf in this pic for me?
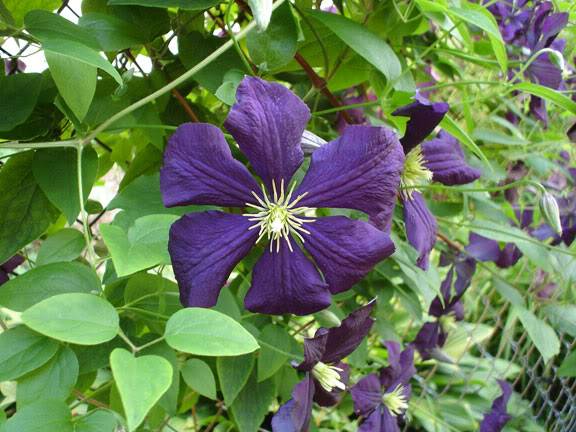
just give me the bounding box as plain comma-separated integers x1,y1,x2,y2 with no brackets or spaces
0,262,101,311
36,228,85,266
257,324,293,381
510,82,576,115
558,350,576,377
217,354,255,406
515,306,560,364
0,152,60,265
230,371,275,432
22,293,120,345
25,10,101,50
2,0,60,26
0,73,43,131
3,399,73,432
78,13,145,51
73,410,118,432
108,0,221,11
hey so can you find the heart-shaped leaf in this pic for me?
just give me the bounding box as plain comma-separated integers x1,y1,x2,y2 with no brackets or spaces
110,348,173,432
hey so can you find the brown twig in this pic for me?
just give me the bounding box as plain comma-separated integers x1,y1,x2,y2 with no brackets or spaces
437,231,463,252
294,53,353,124
205,401,225,432
72,389,109,409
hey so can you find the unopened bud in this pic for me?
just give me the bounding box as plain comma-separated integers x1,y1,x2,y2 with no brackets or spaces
315,309,342,327
540,191,562,235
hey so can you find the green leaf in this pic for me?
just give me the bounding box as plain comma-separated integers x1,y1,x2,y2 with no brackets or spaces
558,349,576,377
36,228,85,266
2,400,73,432
108,0,222,10
543,304,576,337
217,354,255,406
0,262,100,311
78,13,145,51
257,324,293,381
164,308,259,356
33,146,99,224
100,214,178,277
45,49,97,121
0,152,60,265
22,293,120,345
247,2,297,70
509,82,576,115
73,410,118,432
0,326,59,381
141,342,180,415
110,348,173,432
307,10,401,83
230,371,275,432
515,306,560,364
440,114,489,166
181,359,217,400
25,10,101,50
0,73,43,131
17,347,79,407
1,0,60,26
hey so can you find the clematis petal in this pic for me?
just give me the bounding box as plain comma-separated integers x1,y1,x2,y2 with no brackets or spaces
402,193,437,270
381,406,402,432
272,376,314,432
224,76,309,190
359,407,386,432
313,362,349,407
297,329,328,372
392,93,449,153
244,241,331,316
535,12,568,50
295,125,404,229
413,322,446,360
495,244,522,269
169,211,257,307
421,131,481,185
529,96,548,127
526,53,563,90
380,341,415,390
479,380,513,432
320,301,375,364
351,373,382,416
302,216,395,294
466,233,501,262
161,123,260,208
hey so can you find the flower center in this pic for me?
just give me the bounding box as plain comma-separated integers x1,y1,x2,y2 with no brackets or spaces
382,384,409,417
311,362,346,392
400,146,433,198
243,179,315,253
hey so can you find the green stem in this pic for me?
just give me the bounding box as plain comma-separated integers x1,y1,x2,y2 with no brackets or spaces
0,139,78,149
312,100,380,116
82,0,287,145
118,328,139,354
400,178,538,194
137,336,166,352
76,143,97,268
225,0,254,75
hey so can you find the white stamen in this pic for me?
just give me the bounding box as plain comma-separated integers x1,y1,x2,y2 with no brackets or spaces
311,362,346,392
243,179,315,253
382,384,409,417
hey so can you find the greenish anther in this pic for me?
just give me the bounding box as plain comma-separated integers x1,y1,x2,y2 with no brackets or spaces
382,384,409,417
400,146,433,198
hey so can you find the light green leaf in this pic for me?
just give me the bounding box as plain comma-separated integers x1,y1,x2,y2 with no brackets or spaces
3,400,73,432
32,146,99,225
307,10,401,83
515,306,560,364
440,114,489,165
543,304,576,337
36,228,85,266
558,350,576,377
510,82,576,115
1,0,60,26
247,2,297,70
230,371,275,432
217,354,255,406
73,411,118,432
0,326,59,381
257,324,293,381
22,293,119,345
141,342,180,415
0,262,100,311
107,0,222,10
165,308,259,356
17,347,79,407
181,359,217,400
0,73,43,131
110,348,173,432
0,152,60,265
100,214,178,277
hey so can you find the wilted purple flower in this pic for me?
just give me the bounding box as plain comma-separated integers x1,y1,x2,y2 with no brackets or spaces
3,58,26,75
0,255,24,285
350,341,416,432
392,94,481,269
479,380,513,432
161,76,403,316
414,253,476,360
271,302,375,432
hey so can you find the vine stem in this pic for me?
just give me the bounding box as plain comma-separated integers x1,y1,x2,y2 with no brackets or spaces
76,143,97,268
82,0,287,146
0,139,78,149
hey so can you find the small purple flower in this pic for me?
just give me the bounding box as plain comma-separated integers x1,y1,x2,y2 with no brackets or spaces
3,58,26,76
414,254,476,360
335,91,377,134
350,341,416,432
479,380,513,432
271,302,375,432
392,95,481,269
161,77,404,315
0,255,24,285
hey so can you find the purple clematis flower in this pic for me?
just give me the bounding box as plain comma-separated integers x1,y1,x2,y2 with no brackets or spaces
392,94,481,269
271,302,375,432
350,341,416,432
161,77,403,315
414,253,476,360
3,58,26,76
479,380,513,432
0,255,24,285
